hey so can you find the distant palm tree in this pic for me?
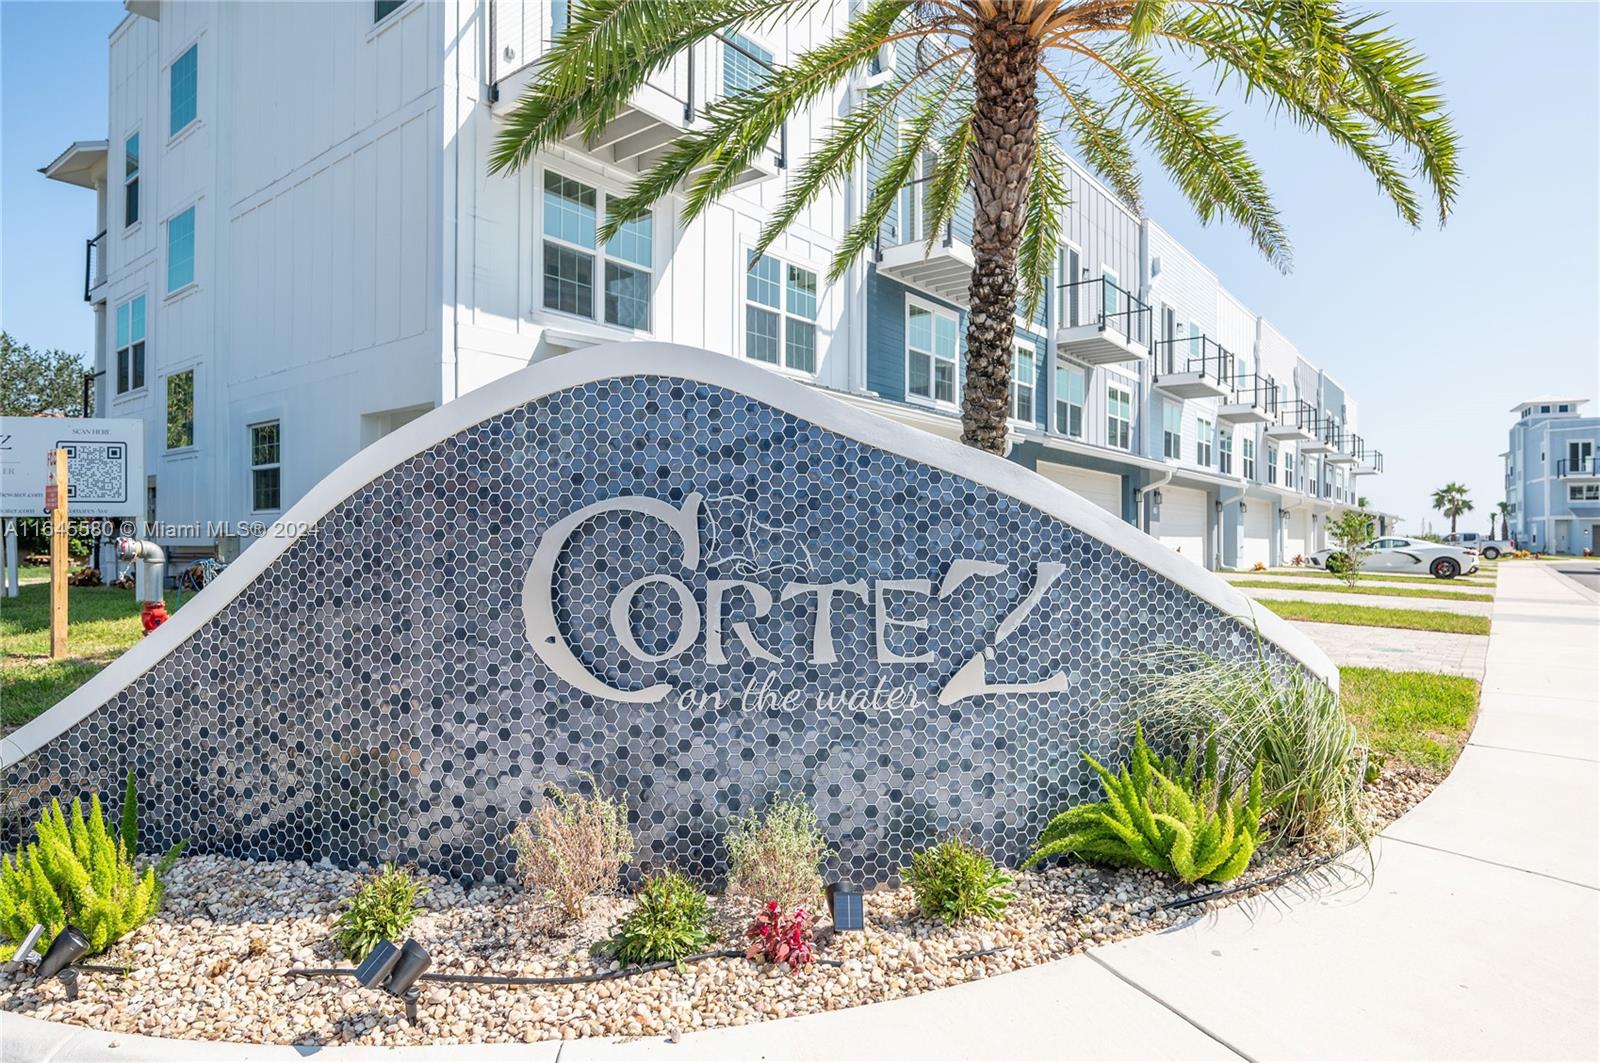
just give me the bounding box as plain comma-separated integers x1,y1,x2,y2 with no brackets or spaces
1431,482,1473,534
1493,500,1511,540
492,0,1459,454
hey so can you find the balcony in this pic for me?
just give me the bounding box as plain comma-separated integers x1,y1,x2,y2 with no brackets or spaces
489,6,782,190
1299,417,1335,454
1264,398,1318,443
1055,277,1150,365
1557,456,1599,481
1353,448,1384,476
1152,336,1233,399
1218,372,1280,425
873,176,976,305
1326,430,1360,466
84,229,106,303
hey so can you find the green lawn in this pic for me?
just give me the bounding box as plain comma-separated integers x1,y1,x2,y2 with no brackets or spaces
1259,599,1491,635
1232,579,1493,602
1,583,181,727
1341,666,1481,772
1233,569,1494,588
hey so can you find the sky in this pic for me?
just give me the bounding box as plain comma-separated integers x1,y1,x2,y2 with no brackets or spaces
2,2,1597,532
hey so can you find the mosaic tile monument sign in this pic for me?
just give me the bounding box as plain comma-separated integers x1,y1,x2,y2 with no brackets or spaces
2,345,1335,884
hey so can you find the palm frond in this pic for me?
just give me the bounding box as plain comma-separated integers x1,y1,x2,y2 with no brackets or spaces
1041,65,1141,211
1017,135,1068,321
919,97,975,255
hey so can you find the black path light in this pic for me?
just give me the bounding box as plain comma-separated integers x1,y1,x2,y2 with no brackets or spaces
36,925,93,999
825,882,865,932
351,938,432,1025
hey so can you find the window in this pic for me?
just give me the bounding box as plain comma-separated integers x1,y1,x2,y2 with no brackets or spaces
550,0,568,34
374,0,405,21
1101,269,1120,321
1055,363,1085,437
1559,403,1571,413
1057,246,1081,326
1284,448,1295,489
114,296,146,394
123,133,140,227
167,206,196,292
1242,435,1256,480
746,252,818,372
1011,343,1035,423
906,303,957,403
165,370,194,449
1162,401,1181,459
1219,429,1233,474
1196,418,1213,466
1266,443,1278,484
1107,384,1132,450
1571,485,1600,502
723,33,772,95
170,44,198,136
542,172,653,329
250,422,281,511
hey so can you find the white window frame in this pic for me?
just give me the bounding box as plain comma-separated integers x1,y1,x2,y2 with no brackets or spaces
249,420,283,513
1196,417,1213,467
164,367,196,452
123,130,141,231
114,293,148,397
744,248,819,376
164,200,199,298
1162,400,1182,460
904,296,959,407
1242,435,1257,480
539,167,654,332
1266,443,1278,484
1057,242,1084,328
1219,428,1233,475
1107,382,1132,450
1054,360,1085,438
1011,341,1036,424
166,37,201,144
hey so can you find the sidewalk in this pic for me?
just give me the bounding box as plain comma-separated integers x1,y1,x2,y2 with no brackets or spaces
1237,584,1494,615
4,566,1596,1061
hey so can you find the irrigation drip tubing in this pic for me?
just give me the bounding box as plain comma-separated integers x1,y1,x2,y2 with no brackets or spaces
1132,854,1337,918
289,949,841,989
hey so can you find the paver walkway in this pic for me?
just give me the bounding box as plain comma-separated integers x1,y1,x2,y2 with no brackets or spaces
1223,573,1493,595
1239,584,1494,615
1287,618,1488,678
5,566,1595,1061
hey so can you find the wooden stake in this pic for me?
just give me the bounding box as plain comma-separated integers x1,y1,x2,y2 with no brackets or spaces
49,447,69,659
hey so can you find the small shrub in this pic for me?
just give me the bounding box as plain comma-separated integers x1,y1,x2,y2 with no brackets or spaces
1291,553,1306,567
1026,725,1263,883
745,900,815,969
903,838,1013,925
595,871,714,967
331,863,428,962
724,795,830,913
1250,561,1267,572
1324,551,1352,575
509,777,632,921
0,774,183,960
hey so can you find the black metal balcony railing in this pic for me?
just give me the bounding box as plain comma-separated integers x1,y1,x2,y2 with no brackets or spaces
1228,371,1281,415
84,229,106,302
1151,334,1233,380
1365,450,1385,473
1276,398,1318,432
1557,456,1597,477
1345,431,1365,460
1056,276,1151,345
878,174,958,250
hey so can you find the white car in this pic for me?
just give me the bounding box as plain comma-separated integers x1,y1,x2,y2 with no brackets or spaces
1441,531,1511,560
1308,536,1480,579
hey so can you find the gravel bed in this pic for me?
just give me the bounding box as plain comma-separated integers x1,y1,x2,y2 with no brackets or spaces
0,767,1437,1048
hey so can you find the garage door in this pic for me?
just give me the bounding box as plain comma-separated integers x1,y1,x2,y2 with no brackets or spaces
1241,504,1271,569
1158,486,1208,565
1037,462,1123,519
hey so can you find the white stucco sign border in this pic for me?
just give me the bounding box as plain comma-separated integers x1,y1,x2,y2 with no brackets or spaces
1,343,1336,768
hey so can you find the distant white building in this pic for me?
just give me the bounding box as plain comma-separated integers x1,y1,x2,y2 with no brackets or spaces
45,0,1377,568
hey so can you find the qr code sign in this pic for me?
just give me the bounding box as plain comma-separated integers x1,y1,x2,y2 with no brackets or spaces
60,442,129,504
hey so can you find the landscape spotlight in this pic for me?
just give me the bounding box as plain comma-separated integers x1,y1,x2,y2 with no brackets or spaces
382,939,432,997
826,883,865,932
11,924,46,968
354,939,401,989
36,926,90,981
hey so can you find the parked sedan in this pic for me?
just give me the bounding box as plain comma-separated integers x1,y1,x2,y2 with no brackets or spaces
1308,536,1480,579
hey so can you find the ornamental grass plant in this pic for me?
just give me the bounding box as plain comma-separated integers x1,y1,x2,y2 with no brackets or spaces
723,795,831,913
1131,647,1368,851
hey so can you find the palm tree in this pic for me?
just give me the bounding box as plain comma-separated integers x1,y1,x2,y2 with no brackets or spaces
1493,500,1510,539
492,1,1458,454
1431,482,1473,534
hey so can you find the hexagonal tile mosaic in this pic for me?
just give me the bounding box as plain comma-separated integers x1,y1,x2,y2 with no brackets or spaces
4,377,1304,885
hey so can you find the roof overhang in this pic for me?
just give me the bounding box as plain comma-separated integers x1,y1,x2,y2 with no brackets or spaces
39,140,109,188
125,0,160,20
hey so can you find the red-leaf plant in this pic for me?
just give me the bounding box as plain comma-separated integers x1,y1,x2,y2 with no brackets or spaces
745,900,815,969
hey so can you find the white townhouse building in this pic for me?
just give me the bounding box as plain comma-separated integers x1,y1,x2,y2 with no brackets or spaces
44,0,1378,569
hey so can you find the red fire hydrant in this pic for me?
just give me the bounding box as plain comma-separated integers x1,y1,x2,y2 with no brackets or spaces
141,599,169,633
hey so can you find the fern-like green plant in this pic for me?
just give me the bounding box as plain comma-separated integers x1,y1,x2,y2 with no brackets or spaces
1026,725,1263,884
0,777,185,960
595,871,715,967
331,863,429,962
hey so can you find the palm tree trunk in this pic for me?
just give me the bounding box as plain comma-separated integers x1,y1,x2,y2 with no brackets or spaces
960,13,1039,454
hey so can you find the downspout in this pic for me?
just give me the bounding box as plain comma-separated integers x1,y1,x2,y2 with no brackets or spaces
1138,466,1174,535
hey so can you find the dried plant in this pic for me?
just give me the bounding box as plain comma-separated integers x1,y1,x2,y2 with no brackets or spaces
724,795,831,913
509,776,632,922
